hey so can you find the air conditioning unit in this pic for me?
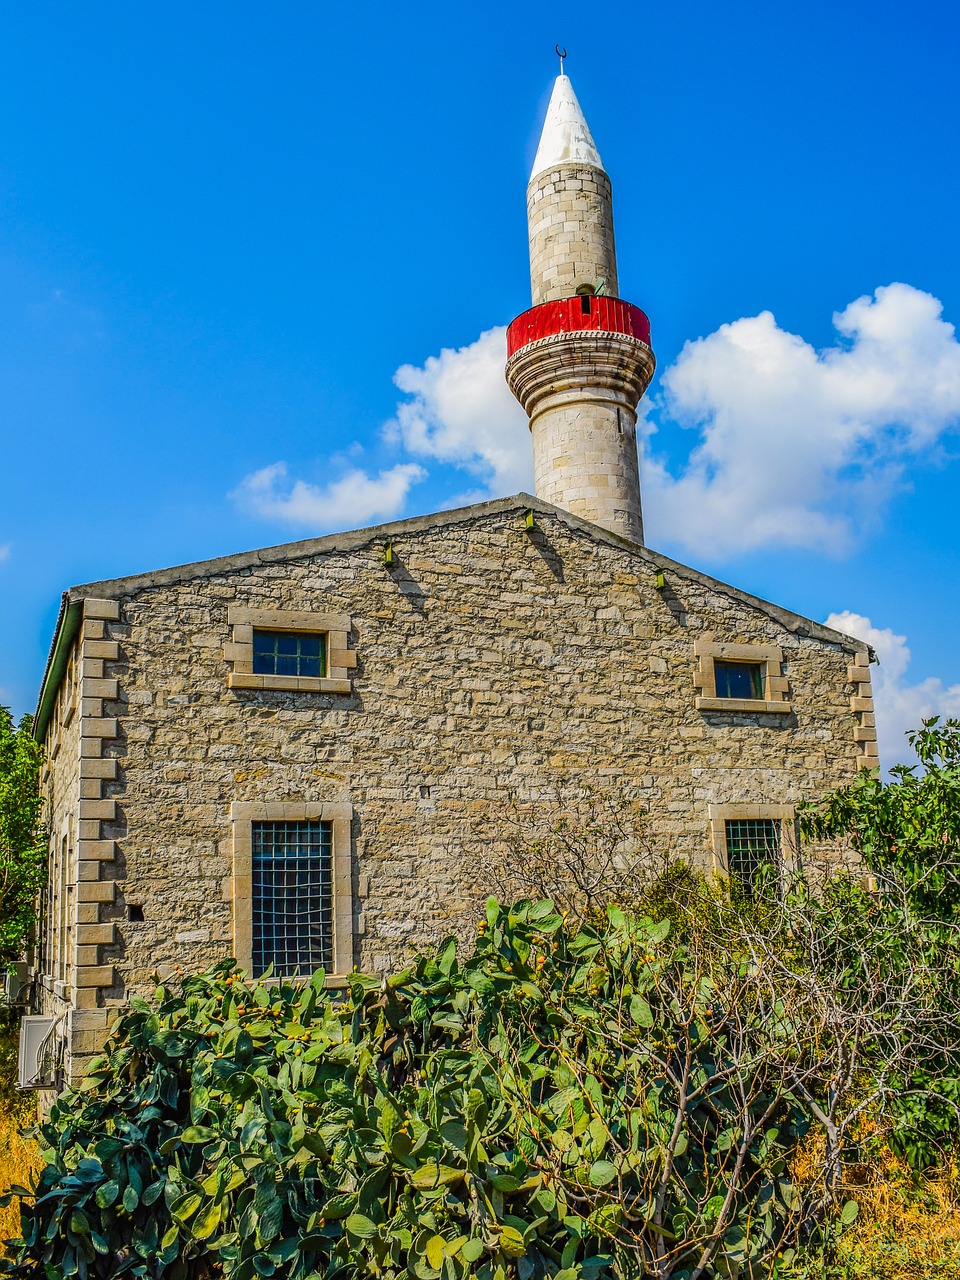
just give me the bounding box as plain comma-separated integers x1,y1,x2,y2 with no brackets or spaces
4,963,30,1007
17,1015,58,1090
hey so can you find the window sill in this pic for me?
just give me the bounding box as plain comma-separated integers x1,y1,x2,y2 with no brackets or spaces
696,696,792,714
228,673,352,694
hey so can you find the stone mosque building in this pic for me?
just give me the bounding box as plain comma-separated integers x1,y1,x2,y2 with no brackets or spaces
29,73,878,1081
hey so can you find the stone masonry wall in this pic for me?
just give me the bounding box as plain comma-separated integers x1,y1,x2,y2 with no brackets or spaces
507,332,654,543
46,502,872,1074
38,601,126,1079
527,164,618,304
531,397,642,541
39,633,83,1036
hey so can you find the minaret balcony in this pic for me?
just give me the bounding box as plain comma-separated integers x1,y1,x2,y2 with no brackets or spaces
506,295,651,358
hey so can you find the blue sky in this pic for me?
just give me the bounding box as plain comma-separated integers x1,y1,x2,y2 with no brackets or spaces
1,1,958,767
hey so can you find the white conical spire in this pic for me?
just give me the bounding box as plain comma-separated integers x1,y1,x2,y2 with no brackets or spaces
530,74,603,181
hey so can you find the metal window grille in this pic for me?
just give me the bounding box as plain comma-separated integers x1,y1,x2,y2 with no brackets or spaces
714,660,764,700
724,818,781,893
252,630,326,678
252,820,332,976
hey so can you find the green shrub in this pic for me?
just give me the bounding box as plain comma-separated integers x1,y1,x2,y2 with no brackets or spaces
800,717,960,1168
2,899,841,1280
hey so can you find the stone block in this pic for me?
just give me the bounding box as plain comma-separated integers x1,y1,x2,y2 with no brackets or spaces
77,881,116,903
228,606,350,631
70,1030,109,1055
84,679,119,699
84,640,120,660
318,677,352,694
84,718,118,739
76,924,116,945
74,966,114,989
79,799,116,821
80,758,118,780
72,988,104,1011
84,598,121,621
77,840,115,861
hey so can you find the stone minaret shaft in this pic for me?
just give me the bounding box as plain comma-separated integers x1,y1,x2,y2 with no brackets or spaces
506,74,655,543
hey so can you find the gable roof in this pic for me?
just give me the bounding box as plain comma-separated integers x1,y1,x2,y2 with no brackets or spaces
34,493,872,740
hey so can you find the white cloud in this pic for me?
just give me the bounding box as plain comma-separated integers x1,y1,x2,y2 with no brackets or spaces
234,284,960,554
642,284,960,557
387,326,531,501
826,610,960,771
380,284,960,549
232,328,529,533
230,461,426,532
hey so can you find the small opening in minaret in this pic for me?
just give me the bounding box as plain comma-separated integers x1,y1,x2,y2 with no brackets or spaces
580,293,592,315
127,904,145,922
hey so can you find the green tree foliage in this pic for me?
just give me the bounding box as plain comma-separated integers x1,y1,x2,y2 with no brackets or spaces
798,717,960,1170
799,717,960,922
8,884,950,1280
0,707,45,965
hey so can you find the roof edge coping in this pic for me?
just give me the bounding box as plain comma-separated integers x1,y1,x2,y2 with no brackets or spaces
34,494,872,736
61,492,873,654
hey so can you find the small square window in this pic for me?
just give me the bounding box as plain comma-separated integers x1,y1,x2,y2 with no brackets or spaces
693,639,790,714
253,630,326,679
714,660,764,701
226,608,355,694
724,818,781,894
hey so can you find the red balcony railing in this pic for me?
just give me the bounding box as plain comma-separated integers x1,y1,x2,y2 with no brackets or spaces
506,295,651,358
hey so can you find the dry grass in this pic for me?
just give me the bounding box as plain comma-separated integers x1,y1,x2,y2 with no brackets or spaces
0,1020,41,1252
0,1101,40,1248
830,1158,960,1278
786,1129,960,1278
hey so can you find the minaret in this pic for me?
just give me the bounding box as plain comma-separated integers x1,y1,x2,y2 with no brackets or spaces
506,73,655,543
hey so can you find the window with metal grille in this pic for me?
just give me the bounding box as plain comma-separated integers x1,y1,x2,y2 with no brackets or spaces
252,820,332,976
724,818,781,893
714,660,764,700
252,630,326,678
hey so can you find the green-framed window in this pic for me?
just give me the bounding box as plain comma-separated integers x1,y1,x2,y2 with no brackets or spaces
252,630,326,679
714,660,764,700
724,818,781,893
